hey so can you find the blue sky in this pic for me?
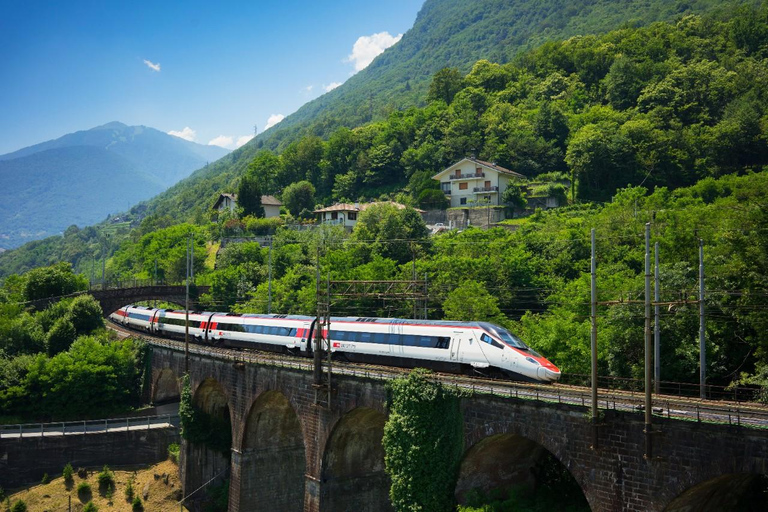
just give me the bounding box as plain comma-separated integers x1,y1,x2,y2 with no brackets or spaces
0,0,424,154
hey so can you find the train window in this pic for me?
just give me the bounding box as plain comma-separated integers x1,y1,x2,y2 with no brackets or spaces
289,328,297,336
436,337,450,349
373,332,389,344
360,332,372,343
481,333,503,349
403,335,416,346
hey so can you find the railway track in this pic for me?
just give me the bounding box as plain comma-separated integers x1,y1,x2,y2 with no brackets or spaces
109,322,768,430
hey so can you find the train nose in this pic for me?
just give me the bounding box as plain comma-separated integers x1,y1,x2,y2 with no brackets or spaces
537,367,561,382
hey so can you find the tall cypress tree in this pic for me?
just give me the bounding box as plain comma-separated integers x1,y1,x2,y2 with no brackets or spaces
237,170,264,217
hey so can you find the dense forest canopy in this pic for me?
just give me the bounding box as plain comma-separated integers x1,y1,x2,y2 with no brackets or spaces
115,0,757,225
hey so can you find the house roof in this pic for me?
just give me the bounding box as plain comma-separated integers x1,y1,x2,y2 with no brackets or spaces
432,157,527,180
261,195,282,206
213,193,282,209
314,201,425,214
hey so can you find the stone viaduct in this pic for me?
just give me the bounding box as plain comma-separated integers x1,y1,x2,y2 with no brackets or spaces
29,285,210,315
148,344,768,512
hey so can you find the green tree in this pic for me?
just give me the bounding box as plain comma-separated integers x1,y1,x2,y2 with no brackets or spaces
427,67,465,104
68,295,104,335
22,262,87,302
282,181,316,217
46,316,77,356
501,183,527,211
350,204,430,264
247,150,282,195
443,281,506,323
237,170,265,218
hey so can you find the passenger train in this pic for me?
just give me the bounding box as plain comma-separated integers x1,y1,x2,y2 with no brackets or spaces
110,305,561,383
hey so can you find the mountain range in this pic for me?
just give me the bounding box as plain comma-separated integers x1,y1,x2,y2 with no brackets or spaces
0,122,228,249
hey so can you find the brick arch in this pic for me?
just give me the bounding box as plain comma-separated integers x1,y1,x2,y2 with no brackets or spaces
460,420,592,510
664,473,768,511
238,390,306,512
184,376,233,505
320,407,391,512
152,368,180,404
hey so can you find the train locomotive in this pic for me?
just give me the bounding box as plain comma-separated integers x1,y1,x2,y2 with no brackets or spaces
110,305,561,383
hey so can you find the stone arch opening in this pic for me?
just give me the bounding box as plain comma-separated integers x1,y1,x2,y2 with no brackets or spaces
320,407,391,512
184,378,232,507
665,474,768,511
455,433,589,510
239,390,306,512
153,368,180,404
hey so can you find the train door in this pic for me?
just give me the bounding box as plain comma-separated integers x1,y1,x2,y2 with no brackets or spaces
305,318,318,356
390,320,405,357
450,330,466,363
299,321,312,352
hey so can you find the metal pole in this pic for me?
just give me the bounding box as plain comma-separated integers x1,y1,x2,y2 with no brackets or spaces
424,273,428,320
411,242,417,319
267,240,273,315
644,223,653,458
590,229,598,448
190,234,194,282
700,239,706,399
654,242,660,394
185,236,190,374
154,258,158,286
313,245,322,385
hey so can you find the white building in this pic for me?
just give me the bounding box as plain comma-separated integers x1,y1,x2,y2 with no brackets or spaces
314,201,424,230
432,158,526,208
212,193,282,218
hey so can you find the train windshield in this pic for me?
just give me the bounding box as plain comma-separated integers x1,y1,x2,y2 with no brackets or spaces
479,323,530,350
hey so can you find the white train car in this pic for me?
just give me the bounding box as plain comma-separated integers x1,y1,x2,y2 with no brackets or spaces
113,305,158,332
155,309,215,340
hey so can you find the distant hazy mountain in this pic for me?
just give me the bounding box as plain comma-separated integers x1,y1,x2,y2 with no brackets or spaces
0,122,229,249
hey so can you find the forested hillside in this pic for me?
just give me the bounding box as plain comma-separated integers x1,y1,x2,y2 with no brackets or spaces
132,0,754,223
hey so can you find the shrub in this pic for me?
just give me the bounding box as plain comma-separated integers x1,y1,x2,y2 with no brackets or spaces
97,465,114,487
62,462,74,483
0,486,4,501
10,499,27,512
40,472,50,485
77,481,91,497
125,478,134,502
83,502,98,512
132,496,144,511
168,443,180,464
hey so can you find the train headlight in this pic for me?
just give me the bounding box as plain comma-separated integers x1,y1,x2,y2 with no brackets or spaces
525,357,540,366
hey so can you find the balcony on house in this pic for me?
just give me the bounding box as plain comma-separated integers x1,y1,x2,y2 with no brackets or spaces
473,185,499,193
448,171,485,180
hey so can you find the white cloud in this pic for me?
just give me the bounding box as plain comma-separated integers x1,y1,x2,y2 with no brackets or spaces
143,59,161,72
304,85,314,92
324,82,342,92
208,135,234,148
346,31,402,72
264,114,285,130
236,135,254,148
168,127,196,141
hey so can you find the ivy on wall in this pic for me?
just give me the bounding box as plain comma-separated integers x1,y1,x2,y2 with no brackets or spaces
178,374,232,455
383,368,465,511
